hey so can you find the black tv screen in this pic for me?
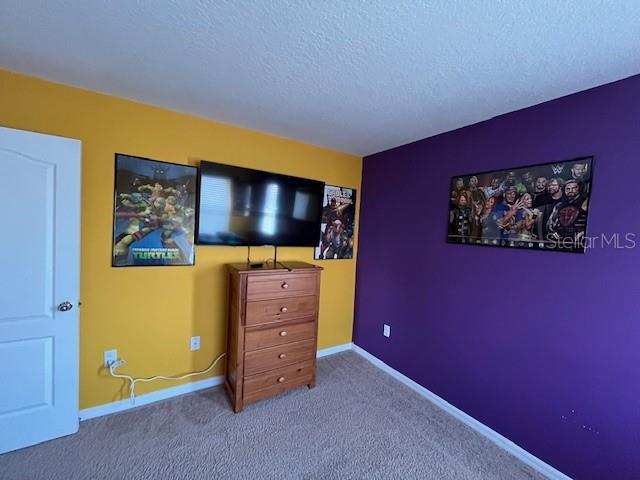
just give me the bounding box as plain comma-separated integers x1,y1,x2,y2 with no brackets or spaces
197,161,325,246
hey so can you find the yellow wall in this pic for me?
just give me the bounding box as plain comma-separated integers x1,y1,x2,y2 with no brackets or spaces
0,69,361,409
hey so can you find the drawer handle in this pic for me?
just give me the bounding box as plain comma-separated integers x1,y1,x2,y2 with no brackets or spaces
279,330,288,337
281,282,289,289
277,377,286,383
280,306,288,313
278,353,286,359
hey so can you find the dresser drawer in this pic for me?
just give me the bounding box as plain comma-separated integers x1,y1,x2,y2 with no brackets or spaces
246,273,317,301
243,373,313,406
244,320,315,351
245,295,317,326
244,339,315,376
243,360,314,396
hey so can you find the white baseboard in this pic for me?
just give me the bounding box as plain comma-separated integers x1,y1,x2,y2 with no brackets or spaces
317,342,353,357
351,344,571,480
79,343,354,421
79,374,225,421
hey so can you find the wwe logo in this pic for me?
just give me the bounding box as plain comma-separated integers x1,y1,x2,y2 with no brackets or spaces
551,164,564,175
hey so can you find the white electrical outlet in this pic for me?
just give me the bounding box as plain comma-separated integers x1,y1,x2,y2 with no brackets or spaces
190,336,201,351
383,324,391,338
104,349,118,367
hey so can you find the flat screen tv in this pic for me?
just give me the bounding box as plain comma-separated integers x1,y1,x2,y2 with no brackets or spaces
197,161,325,246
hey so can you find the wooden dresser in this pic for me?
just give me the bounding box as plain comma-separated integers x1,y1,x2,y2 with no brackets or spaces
225,261,322,412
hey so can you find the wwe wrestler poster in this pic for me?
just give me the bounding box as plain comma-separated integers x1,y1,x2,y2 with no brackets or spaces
112,154,197,266
315,185,356,260
447,157,593,253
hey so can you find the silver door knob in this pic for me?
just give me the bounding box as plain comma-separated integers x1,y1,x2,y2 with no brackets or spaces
58,301,73,312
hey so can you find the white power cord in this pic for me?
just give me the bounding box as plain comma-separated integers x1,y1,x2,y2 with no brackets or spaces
108,352,226,404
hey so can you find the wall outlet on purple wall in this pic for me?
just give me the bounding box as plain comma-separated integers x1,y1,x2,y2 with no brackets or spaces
355,74,640,479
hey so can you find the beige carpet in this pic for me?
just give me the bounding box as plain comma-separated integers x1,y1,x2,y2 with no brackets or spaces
0,351,546,480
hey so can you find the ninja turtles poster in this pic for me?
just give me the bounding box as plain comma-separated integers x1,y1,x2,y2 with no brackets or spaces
112,154,197,266
315,185,356,260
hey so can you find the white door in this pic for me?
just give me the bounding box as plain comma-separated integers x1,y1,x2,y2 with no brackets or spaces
0,126,81,453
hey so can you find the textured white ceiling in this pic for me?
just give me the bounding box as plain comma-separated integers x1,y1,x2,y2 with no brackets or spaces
1,1,639,156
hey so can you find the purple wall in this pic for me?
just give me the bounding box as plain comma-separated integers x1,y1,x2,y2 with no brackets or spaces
354,75,640,480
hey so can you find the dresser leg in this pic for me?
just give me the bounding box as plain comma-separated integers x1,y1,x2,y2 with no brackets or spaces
308,379,316,389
